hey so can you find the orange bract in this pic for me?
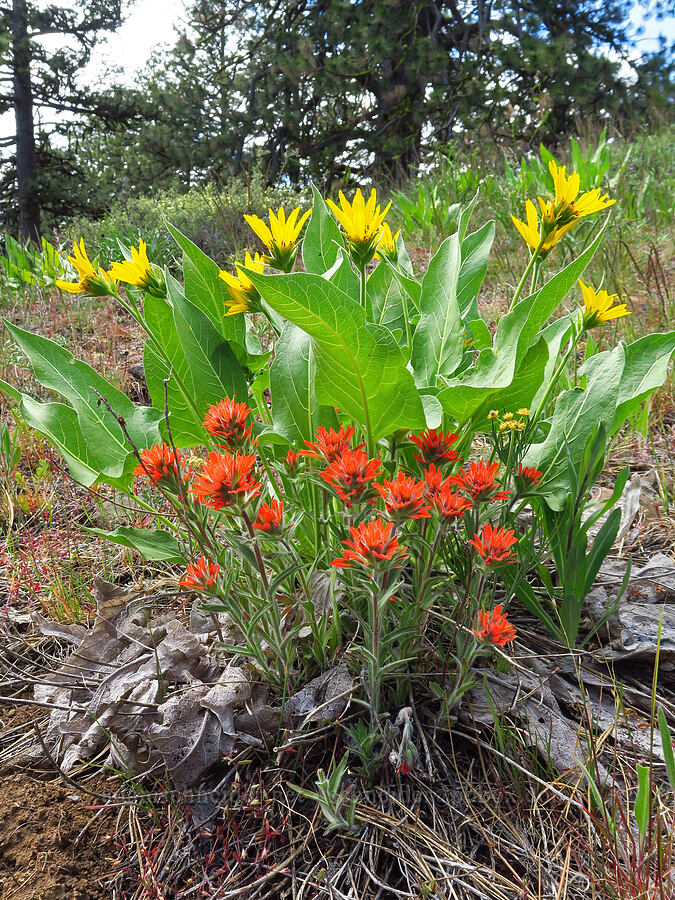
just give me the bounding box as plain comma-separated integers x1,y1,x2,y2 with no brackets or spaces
472,604,517,646
515,464,542,487
408,428,460,466
299,425,363,463
134,443,184,486
331,518,408,569
179,556,220,591
468,524,518,566
203,396,254,450
428,482,473,521
374,472,430,520
190,451,261,511
449,460,510,503
320,449,382,507
253,499,284,534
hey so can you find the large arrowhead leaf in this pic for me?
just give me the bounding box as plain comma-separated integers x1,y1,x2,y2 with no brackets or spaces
367,261,409,335
168,279,248,419
83,525,184,562
437,223,607,424
143,292,207,446
0,383,114,487
5,321,162,479
457,221,495,322
167,223,246,348
523,345,625,510
411,234,463,385
248,270,426,442
269,322,338,445
302,185,359,298
611,331,675,433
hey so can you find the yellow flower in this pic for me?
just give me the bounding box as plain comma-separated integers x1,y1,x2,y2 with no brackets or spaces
517,408,530,417
511,199,570,255
56,238,116,297
243,205,311,272
549,161,616,219
487,409,499,421
374,223,401,261
110,239,166,297
326,188,392,267
579,279,630,329
512,161,615,255
219,252,266,315
502,412,514,421
499,422,509,432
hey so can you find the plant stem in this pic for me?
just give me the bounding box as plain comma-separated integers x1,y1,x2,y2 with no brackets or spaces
526,323,583,438
509,238,545,311
241,509,269,592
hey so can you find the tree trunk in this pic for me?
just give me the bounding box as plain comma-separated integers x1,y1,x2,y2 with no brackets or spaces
12,0,40,243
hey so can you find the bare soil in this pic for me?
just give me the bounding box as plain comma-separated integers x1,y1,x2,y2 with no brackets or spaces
0,772,114,900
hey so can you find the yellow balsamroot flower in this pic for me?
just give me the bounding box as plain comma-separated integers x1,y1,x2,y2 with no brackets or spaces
512,161,615,256
579,279,630,330
549,161,615,219
110,239,166,298
326,188,392,267
56,238,116,297
219,252,266,316
511,199,571,256
243,206,311,272
374,222,401,261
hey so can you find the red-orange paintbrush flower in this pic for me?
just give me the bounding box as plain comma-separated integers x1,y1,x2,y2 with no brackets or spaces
515,464,542,491
408,428,460,466
428,482,473,522
449,460,510,503
134,443,185,488
253,499,284,534
190,451,261,511
284,450,300,469
423,463,447,496
374,472,430,521
472,604,517,646
179,556,221,591
331,518,408,569
203,396,254,450
468,524,518,566
320,449,382,507
299,425,363,463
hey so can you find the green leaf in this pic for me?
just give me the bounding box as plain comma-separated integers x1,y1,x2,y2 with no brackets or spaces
410,234,463,385
248,270,426,443
523,345,625,510
634,764,651,840
457,221,495,321
83,525,184,562
303,185,344,274
5,320,163,479
303,185,359,298
657,708,675,793
167,223,246,348
611,331,675,433
143,292,207,446
583,507,622,598
14,394,105,487
367,261,408,335
437,223,607,423
168,279,248,419
473,337,549,427
269,322,338,445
